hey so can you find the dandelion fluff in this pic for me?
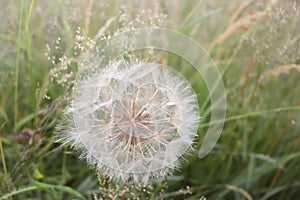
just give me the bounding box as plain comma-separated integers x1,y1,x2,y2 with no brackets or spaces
58,59,200,182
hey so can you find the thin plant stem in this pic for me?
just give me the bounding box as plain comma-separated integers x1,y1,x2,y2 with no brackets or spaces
25,0,35,92
200,106,300,128
14,0,25,132
0,141,11,192
178,0,204,30
0,186,37,200
0,122,12,200
25,0,35,77
58,0,71,54
0,34,17,43
61,150,67,182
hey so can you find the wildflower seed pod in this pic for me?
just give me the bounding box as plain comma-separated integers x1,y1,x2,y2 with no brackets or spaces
59,59,200,182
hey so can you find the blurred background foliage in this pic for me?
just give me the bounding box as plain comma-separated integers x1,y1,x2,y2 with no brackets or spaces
0,0,300,199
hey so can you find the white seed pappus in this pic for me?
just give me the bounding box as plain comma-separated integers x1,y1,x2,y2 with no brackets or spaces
58,59,200,182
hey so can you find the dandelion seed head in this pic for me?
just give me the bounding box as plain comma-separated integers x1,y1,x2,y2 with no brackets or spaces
58,59,200,182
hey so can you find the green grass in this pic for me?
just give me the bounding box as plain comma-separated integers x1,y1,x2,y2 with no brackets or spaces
1,0,300,199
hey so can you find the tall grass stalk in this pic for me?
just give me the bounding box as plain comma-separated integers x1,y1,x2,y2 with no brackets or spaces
0,123,12,200
200,106,300,128
58,0,72,54
25,0,35,90
14,0,24,132
178,0,205,30
25,0,35,73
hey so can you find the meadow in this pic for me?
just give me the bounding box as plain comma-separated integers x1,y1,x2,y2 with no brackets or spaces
0,0,300,199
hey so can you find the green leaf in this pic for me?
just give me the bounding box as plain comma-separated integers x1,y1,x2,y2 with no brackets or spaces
260,182,300,200
0,186,38,200
226,184,253,200
181,8,223,32
29,176,86,200
14,109,47,131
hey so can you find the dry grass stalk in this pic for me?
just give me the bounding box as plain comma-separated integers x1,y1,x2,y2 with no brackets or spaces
240,55,255,95
259,64,300,82
93,17,115,41
229,0,255,24
84,0,94,37
209,11,266,50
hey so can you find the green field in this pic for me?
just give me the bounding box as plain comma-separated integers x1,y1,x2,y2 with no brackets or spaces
1,0,300,199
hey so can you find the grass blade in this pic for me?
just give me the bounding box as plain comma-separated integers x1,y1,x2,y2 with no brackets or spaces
28,176,86,200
